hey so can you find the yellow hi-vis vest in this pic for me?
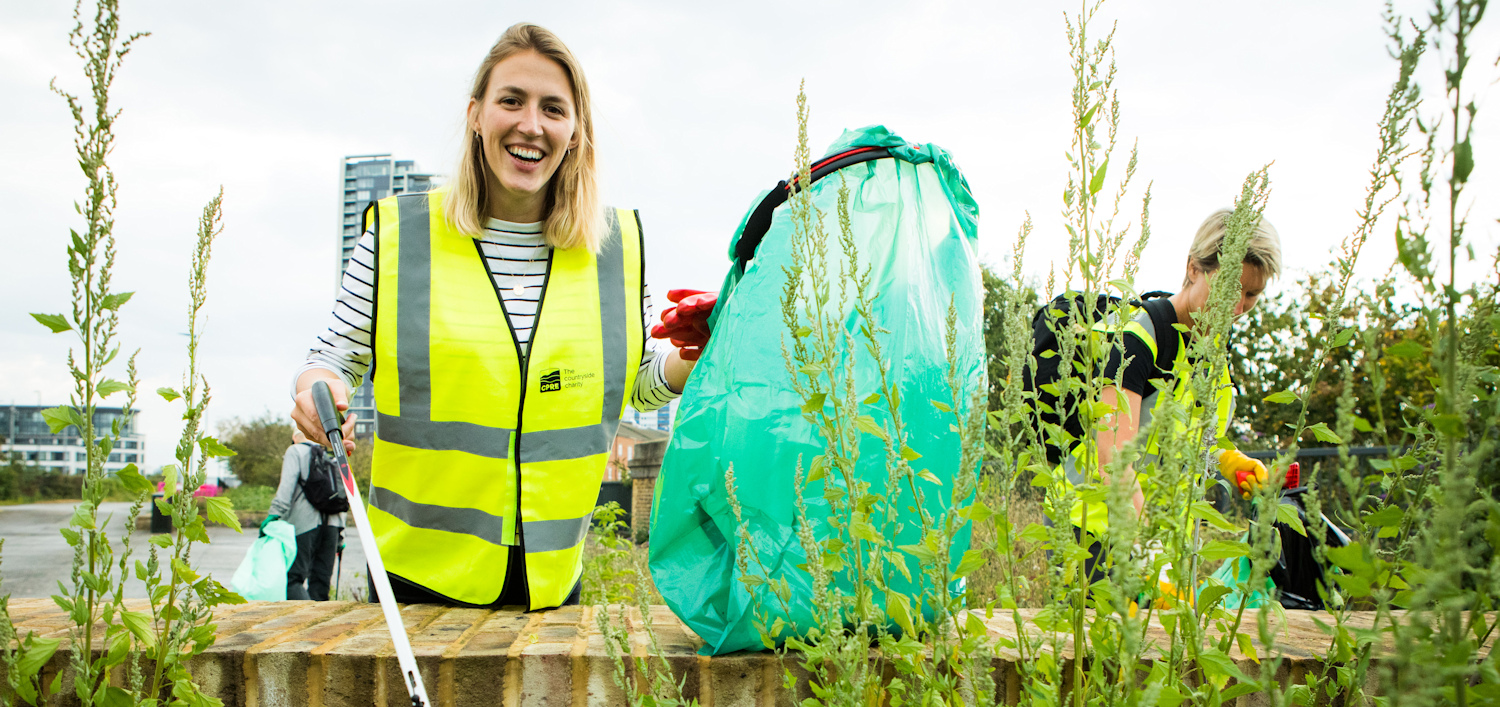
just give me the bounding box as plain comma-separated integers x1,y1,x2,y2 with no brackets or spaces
1059,306,1235,531
366,188,644,607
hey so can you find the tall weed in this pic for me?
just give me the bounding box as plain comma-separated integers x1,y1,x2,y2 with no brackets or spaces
0,2,243,705
589,0,1499,705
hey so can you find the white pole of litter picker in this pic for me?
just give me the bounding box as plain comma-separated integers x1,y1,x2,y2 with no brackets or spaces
313,381,430,707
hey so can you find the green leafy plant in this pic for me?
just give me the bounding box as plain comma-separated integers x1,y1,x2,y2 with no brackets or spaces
601,1,1496,705
0,2,244,705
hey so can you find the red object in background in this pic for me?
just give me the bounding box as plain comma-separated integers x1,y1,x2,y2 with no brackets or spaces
1284,462,1301,489
155,481,221,497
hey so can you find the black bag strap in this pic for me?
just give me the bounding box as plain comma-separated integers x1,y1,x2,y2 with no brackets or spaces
733,146,893,265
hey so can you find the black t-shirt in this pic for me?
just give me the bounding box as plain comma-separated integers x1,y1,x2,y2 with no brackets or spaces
1102,297,1179,397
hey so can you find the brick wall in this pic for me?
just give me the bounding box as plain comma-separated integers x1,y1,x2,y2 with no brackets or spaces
2,597,1399,706
630,473,656,540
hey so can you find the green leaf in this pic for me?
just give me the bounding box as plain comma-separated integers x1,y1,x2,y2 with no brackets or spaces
17,636,61,677
1079,102,1099,127
1363,505,1404,528
900,445,922,461
1351,416,1374,433
96,378,132,398
1454,138,1473,183
98,686,135,707
855,415,888,440
99,291,135,311
1234,631,1261,664
70,503,96,530
1154,686,1187,707
150,534,172,548
1330,326,1356,348
40,406,85,434
120,610,156,649
1333,573,1372,598
1089,159,1109,195
1326,543,1372,577
1198,584,1234,612
1307,422,1343,444
157,387,182,402
1196,647,1252,682
930,399,952,413
798,362,825,376
1386,340,1424,358
116,464,152,496
1275,501,1308,537
1262,389,1298,404
162,464,179,497
917,469,943,486
1199,540,1251,561
800,393,827,413
807,455,826,483
862,393,882,405
1222,681,1263,700
1192,500,1245,532
1019,523,1051,545
173,558,201,584
954,549,986,578
198,436,237,458
30,312,72,333
962,501,994,525
1432,414,1466,438
204,496,241,532
886,591,916,636
794,326,812,338
899,543,939,565
180,517,210,543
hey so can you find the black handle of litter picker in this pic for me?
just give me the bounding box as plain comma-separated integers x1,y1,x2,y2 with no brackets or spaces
311,380,345,448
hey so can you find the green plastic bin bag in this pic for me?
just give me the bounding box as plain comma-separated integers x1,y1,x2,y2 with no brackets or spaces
648,125,984,655
231,519,297,601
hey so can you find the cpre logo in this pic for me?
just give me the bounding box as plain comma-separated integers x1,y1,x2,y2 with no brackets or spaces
539,368,562,393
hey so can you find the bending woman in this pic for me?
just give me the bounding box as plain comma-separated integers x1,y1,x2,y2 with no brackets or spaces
290,24,701,609
1043,209,1282,581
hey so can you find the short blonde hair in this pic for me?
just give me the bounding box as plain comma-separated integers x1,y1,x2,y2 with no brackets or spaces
446,23,604,252
1183,208,1282,287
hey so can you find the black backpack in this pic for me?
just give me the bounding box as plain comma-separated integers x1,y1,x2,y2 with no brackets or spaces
1022,291,1172,464
301,443,350,515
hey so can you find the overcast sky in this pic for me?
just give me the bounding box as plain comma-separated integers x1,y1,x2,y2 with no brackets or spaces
2,1,1496,472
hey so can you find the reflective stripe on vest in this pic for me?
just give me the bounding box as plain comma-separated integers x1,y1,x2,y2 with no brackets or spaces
367,188,644,607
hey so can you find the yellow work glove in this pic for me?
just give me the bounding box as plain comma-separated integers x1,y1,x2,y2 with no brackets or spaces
1218,449,1267,499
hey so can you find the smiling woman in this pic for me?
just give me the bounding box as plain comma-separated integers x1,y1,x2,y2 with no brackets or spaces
448,24,602,251
287,23,706,612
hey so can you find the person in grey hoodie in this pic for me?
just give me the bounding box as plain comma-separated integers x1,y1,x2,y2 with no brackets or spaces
265,430,346,600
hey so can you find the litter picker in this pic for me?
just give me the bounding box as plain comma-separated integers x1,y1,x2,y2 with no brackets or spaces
312,380,430,707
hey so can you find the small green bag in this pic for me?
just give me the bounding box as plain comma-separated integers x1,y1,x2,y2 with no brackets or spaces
231,519,297,601
648,126,985,655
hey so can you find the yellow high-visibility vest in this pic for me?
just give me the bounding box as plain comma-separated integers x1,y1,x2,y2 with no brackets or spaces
365,188,644,607
1058,306,1236,531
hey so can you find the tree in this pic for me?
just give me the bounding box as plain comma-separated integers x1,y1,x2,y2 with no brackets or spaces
1230,274,1438,451
981,263,1040,413
219,411,294,487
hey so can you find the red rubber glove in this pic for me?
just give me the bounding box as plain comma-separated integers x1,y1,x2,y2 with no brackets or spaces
650,289,718,360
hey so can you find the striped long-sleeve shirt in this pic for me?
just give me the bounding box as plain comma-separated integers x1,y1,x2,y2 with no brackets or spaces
294,218,680,412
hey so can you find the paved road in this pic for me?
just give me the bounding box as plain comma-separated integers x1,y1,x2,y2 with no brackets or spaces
0,501,369,601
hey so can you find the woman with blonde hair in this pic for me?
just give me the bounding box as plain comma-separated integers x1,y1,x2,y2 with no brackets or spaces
289,23,707,609
1034,208,1283,582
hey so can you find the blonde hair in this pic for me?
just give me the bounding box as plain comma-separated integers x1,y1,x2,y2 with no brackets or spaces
446,23,604,252
1183,208,1282,287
